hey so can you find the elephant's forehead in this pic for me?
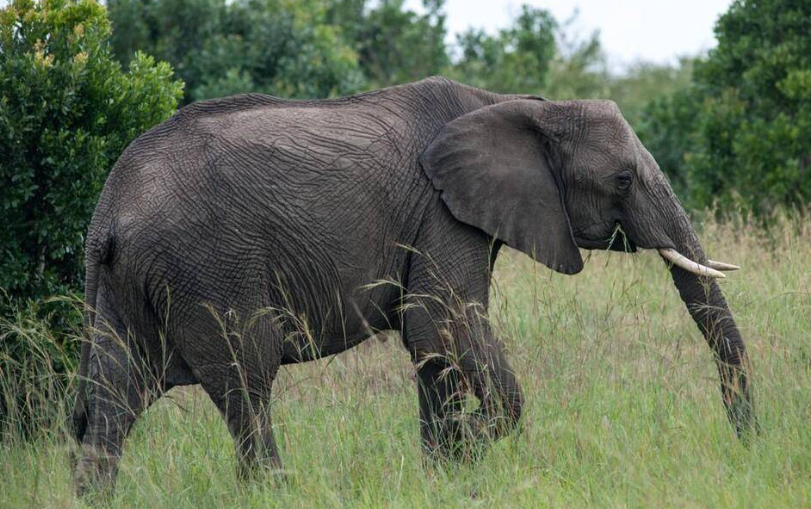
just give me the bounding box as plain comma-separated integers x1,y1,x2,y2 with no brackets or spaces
566,123,637,170
583,113,633,144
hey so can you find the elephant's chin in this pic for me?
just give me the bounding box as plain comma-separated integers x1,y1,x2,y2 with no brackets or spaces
575,236,637,253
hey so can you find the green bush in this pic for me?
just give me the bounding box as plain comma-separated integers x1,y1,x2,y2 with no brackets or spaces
109,0,366,102
0,0,183,431
638,0,811,214
450,6,557,94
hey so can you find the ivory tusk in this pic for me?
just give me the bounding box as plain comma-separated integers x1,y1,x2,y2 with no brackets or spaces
706,259,740,271
658,248,726,279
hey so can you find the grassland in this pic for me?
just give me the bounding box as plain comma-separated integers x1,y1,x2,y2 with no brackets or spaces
2,213,810,508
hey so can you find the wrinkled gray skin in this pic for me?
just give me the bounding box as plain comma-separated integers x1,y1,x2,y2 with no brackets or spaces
71,77,754,495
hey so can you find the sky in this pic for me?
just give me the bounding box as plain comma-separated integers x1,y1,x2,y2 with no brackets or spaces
405,0,735,69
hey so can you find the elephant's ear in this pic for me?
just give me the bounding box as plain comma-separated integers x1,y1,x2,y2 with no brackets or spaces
419,100,583,275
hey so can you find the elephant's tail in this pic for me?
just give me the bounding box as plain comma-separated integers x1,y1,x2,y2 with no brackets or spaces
70,261,95,444
71,236,109,444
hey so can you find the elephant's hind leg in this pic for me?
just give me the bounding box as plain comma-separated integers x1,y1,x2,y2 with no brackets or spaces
74,283,162,498
181,304,284,480
200,367,282,480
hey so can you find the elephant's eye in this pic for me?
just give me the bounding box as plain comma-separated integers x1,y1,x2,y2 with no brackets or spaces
616,171,633,192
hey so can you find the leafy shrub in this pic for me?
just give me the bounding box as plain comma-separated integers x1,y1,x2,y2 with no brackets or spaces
638,0,811,214
451,6,557,94
109,0,366,101
0,0,183,432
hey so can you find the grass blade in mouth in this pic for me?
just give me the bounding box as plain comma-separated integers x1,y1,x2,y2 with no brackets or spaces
607,222,633,253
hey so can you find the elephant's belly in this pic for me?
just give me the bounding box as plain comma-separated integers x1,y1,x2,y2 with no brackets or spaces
277,288,400,364
280,329,376,364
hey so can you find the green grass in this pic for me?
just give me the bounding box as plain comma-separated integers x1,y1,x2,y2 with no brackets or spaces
2,214,811,508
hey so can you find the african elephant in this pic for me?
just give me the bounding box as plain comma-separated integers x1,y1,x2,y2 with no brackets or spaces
71,76,754,495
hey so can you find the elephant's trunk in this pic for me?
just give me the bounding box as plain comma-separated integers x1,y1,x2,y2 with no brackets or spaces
661,206,756,438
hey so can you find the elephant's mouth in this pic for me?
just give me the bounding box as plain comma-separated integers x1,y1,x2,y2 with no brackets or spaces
575,222,740,279
574,222,637,253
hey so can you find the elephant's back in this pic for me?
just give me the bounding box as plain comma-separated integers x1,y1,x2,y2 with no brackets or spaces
90,88,436,338
97,75,483,221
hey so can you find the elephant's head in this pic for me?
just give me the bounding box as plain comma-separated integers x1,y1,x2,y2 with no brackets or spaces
420,98,755,438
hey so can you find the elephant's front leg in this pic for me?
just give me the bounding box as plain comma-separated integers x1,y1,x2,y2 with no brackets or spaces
416,358,466,456
459,327,524,444
408,306,524,460
402,230,523,459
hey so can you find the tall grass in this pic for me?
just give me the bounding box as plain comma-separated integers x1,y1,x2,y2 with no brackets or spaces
1,212,810,508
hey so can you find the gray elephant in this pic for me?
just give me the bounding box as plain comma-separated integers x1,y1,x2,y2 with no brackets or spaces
71,77,753,495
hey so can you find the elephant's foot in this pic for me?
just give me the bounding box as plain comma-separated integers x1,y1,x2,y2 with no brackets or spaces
422,411,503,463
236,451,291,487
73,443,120,501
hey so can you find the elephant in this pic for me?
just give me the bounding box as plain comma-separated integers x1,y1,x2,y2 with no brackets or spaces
70,76,754,495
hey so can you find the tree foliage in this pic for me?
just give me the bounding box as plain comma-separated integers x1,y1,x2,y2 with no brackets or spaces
107,0,452,101
608,59,693,127
638,0,811,213
105,0,687,123
450,6,558,94
108,0,365,102
0,0,183,319
338,0,449,87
